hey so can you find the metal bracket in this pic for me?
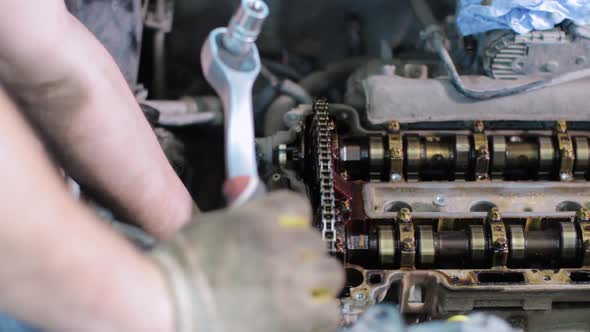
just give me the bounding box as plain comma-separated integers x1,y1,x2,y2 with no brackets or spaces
577,208,590,267
399,272,439,314
555,120,575,181
387,121,404,182
472,121,490,181
398,208,416,268
486,208,508,267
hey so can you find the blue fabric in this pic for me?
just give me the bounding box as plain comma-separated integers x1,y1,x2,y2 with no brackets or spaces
0,314,41,332
457,0,590,35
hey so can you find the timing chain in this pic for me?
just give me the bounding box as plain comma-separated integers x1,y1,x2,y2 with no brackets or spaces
312,98,337,251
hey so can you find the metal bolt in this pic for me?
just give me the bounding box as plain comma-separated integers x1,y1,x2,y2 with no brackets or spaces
391,173,402,181
544,275,551,281
388,121,400,132
509,136,522,143
223,0,269,55
487,208,502,221
433,194,448,207
473,120,485,133
494,238,508,250
560,173,574,182
578,208,590,221
542,61,559,73
402,238,414,250
399,208,412,222
576,56,587,65
354,293,366,301
556,120,568,133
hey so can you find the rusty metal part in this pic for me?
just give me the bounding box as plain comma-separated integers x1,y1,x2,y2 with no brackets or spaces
555,121,575,181
343,267,590,321
576,208,590,267
388,131,404,182
398,208,415,268
473,122,490,181
487,208,508,267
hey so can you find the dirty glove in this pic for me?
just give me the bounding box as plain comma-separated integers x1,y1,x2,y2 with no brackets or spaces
150,191,344,332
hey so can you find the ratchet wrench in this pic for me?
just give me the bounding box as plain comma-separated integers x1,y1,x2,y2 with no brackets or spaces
201,0,269,206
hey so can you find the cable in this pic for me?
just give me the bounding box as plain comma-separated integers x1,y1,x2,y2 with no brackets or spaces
425,26,590,100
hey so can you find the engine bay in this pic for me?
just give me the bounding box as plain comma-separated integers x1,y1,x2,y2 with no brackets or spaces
79,0,590,330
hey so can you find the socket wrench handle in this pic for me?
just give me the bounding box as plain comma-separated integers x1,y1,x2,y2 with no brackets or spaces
200,0,269,206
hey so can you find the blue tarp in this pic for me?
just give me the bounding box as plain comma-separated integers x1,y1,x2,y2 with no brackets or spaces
457,0,590,36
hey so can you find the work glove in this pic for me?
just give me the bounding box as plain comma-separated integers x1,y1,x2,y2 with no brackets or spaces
150,191,344,332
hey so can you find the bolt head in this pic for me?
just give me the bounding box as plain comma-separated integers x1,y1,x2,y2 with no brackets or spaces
391,173,402,181
433,194,448,207
402,239,414,250
560,173,573,181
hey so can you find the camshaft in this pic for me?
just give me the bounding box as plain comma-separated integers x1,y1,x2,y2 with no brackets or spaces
346,208,590,270
337,122,589,182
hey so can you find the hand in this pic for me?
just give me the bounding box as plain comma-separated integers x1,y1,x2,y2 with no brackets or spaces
150,191,344,332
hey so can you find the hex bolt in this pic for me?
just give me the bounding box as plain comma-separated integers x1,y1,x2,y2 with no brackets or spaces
560,173,574,182
391,173,402,182
494,238,508,250
388,121,400,132
398,208,412,222
402,238,414,250
577,208,590,221
542,61,559,73
433,194,448,207
473,120,485,133
222,0,269,55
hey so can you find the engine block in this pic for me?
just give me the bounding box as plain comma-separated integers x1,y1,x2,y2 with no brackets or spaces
270,101,590,323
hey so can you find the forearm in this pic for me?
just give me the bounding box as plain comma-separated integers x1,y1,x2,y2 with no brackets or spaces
0,90,174,332
0,1,194,239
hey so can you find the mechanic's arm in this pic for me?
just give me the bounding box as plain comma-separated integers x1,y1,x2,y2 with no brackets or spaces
0,87,343,331
0,0,192,239
0,89,174,331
